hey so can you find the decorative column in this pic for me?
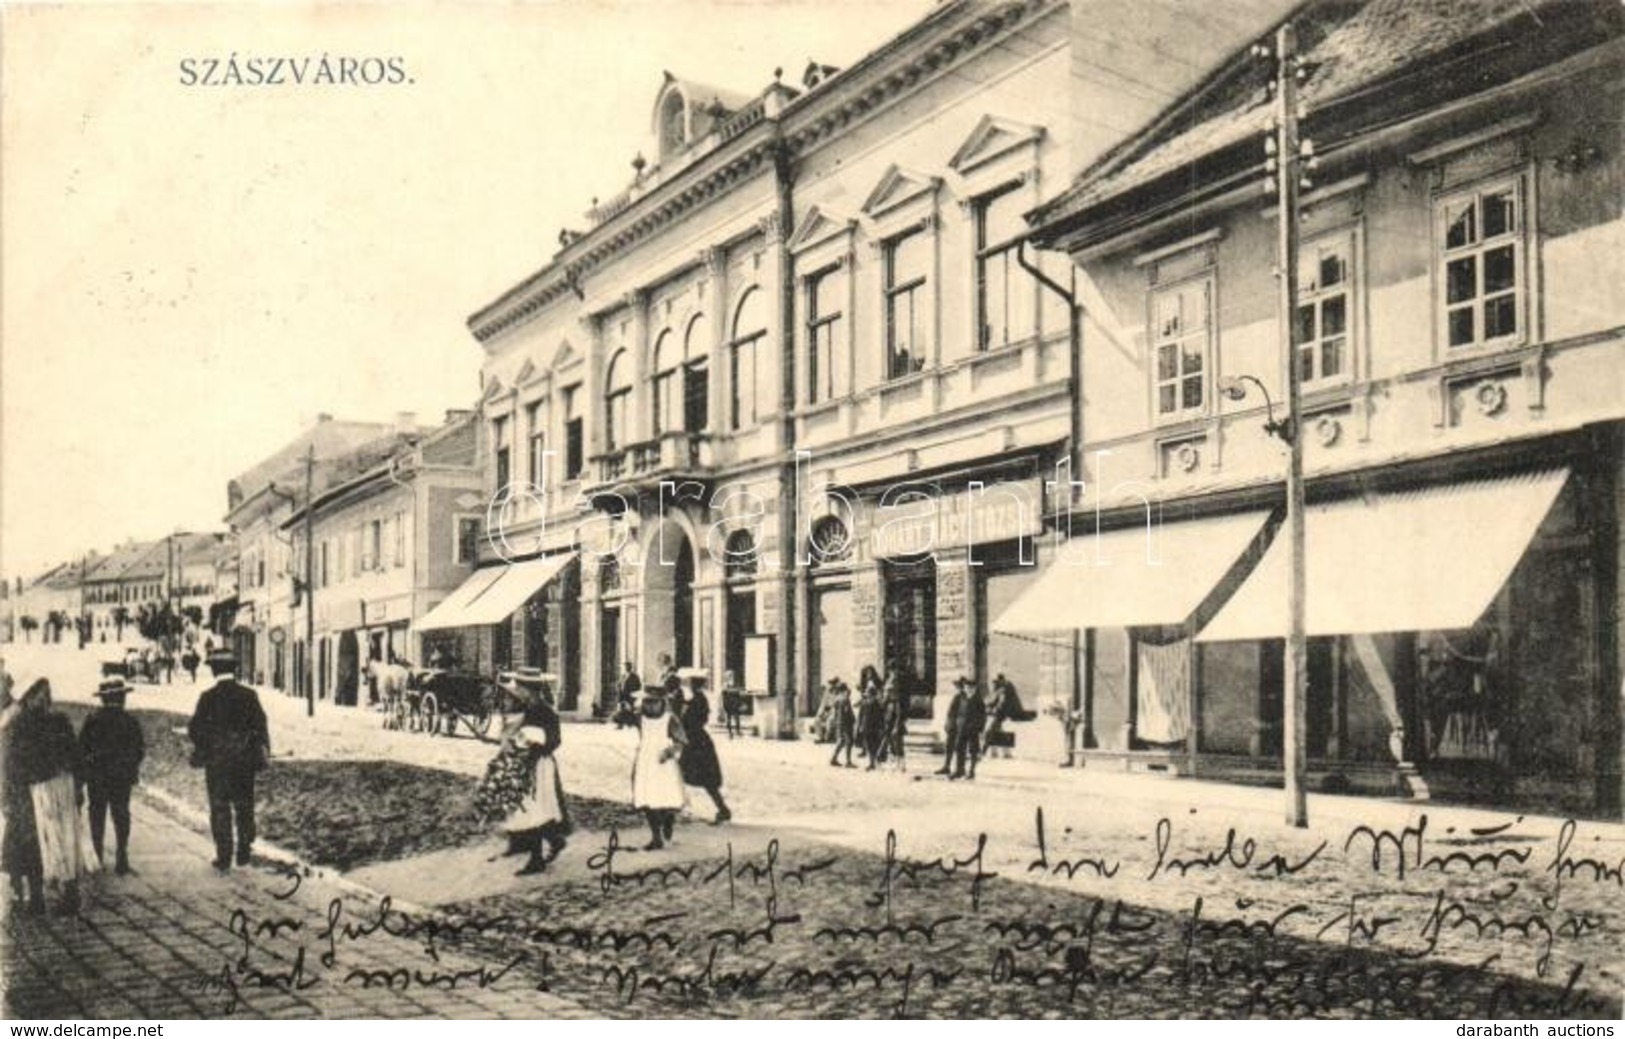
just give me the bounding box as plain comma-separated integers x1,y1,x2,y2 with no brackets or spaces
702,246,729,436
624,289,651,446
933,548,974,745
756,213,788,450
580,559,603,714
582,315,608,463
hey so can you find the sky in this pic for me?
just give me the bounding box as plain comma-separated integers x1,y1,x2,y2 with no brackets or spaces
0,0,936,582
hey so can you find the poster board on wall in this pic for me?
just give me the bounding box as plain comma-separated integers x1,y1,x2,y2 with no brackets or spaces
744,634,774,695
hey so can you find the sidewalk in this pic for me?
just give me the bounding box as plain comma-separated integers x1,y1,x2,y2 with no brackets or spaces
1,795,591,1019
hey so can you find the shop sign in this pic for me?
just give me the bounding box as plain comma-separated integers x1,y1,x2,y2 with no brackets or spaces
870,480,1043,559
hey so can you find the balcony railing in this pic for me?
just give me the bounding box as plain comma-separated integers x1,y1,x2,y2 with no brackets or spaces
590,431,715,492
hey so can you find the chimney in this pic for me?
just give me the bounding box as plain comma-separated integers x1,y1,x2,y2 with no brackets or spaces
444,408,473,425
316,413,334,424
394,411,418,433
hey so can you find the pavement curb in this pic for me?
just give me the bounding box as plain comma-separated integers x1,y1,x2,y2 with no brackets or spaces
133,782,440,919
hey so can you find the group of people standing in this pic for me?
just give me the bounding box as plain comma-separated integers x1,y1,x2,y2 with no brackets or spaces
0,647,270,917
475,651,733,875
817,664,910,771
630,653,730,850
0,669,148,915
815,667,1028,779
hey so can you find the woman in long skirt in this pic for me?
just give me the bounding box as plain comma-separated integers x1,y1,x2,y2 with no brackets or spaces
3,680,85,914
674,673,731,823
631,690,686,849
474,671,571,876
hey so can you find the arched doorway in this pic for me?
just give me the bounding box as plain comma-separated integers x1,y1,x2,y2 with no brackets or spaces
644,519,695,669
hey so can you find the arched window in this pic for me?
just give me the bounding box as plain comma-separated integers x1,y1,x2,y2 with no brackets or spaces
809,516,852,568
730,288,768,430
651,329,678,436
682,313,711,433
724,529,758,581
604,349,633,451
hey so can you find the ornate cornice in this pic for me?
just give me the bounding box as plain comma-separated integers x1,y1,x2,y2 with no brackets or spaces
466,0,1056,347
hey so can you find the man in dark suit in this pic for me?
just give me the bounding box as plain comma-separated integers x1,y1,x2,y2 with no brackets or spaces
79,678,146,874
187,649,270,871
937,676,987,781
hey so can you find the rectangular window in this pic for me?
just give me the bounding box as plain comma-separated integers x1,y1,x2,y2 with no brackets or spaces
1150,276,1212,419
368,520,383,572
1439,180,1522,350
563,385,584,480
492,416,511,492
807,268,843,404
1295,235,1353,387
455,516,481,565
394,510,407,567
731,334,761,430
683,357,709,433
526,401,546,486
976,186,1034,350
885,230,929,379
320,542,330,589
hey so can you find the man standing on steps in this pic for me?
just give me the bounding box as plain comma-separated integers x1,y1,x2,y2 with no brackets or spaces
79,678,145,875
187,649,270,872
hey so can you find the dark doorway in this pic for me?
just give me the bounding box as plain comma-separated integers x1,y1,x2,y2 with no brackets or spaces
336,630,360,707
883,562,937,720
600,606,621,716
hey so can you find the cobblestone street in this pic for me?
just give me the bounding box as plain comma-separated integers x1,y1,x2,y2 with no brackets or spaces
2,645,1623,1018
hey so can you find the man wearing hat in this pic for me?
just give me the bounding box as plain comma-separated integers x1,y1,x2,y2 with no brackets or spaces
937,675,987,781
187,649,270,871
78,678,146,874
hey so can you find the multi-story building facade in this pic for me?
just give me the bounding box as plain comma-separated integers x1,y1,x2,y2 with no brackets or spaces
280,411,482,704
460,0,1090,751
1022,0,1624,815
223,414,424,687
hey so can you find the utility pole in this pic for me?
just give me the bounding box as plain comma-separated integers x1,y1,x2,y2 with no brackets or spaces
304,446,316,718
1264,23,1309,827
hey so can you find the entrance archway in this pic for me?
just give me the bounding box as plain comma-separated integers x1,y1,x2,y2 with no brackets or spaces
644,519,696,669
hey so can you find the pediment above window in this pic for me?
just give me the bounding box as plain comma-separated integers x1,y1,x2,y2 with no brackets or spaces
861,165,941,221
949,115,1044,177
513,358,539,387
549,338,582,373
787,205,858,256
480,374,506,402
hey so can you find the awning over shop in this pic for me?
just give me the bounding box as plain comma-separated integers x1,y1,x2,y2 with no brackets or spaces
457,554,575,627
1197,469,1568,642
414,554,575,632
992,510,1271,632
414,566,508,632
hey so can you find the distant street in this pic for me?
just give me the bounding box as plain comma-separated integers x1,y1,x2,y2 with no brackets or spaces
3,642,1622,1018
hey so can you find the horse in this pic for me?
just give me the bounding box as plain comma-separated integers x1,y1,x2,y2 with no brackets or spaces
367,659,417,731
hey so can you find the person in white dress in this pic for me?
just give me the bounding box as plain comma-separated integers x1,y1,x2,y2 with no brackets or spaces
488,670,570,876
630,689,686,850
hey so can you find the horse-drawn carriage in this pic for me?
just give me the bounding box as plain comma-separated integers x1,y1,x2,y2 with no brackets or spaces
372,662,525,740
101,648,171,684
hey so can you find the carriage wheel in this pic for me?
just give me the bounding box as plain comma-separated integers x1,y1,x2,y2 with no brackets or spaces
420,693,440,737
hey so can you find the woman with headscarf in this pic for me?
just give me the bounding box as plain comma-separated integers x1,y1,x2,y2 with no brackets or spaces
631,688,686,849
3,679,85,914
473,669,571,876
